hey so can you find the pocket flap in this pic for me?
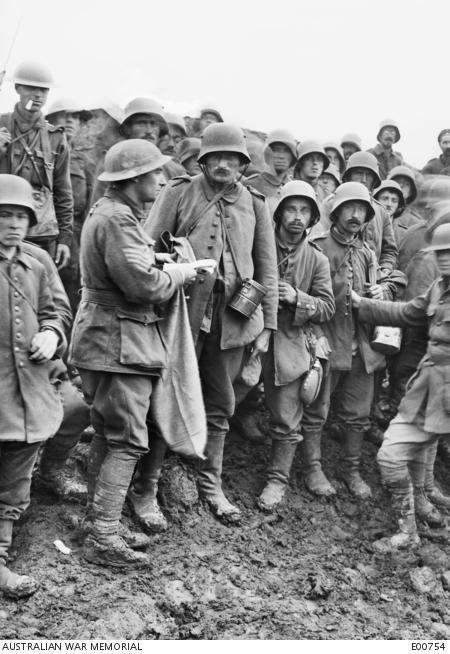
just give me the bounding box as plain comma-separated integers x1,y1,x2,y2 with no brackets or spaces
117,308,161,324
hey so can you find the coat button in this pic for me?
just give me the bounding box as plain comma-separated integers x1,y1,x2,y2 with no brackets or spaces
14,306,19,312
14,292,19,297
15,318,20,324
18,362,24,368
14,346,19,352
16,333,21,339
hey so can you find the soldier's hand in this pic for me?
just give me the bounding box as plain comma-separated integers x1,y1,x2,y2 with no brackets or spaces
251,328,272,358
55,244,71,269
351,290,361,307
316,335,331,358
29,330,59,362
366,284,384,300
171,262,197,285
0,127,11,156
154,252,175,264
278,280,297,305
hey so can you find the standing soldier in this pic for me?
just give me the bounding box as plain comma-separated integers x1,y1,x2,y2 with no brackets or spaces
304,183,391,498
177,138,201,177
387,165,420,246
324,142,346,176
0,61,73,268
340,133,362,162
368,119,404,180
351,223,450,550
145,123,278,524
257,181,335,510
422,129,450,176
293,141,329,204
70,140,197,566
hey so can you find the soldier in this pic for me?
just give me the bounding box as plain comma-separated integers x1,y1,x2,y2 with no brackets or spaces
0,61,73,268
387,165,421,246
340,133,362,162
145,123,278,524
422,129,450,176
373,179,406,244
368,119,404,180
244,129,297,213
0,175,65,598
257,181,335,510
293,141,329,203
45,99,95,311
351,223,450,551
319,163,341,196
324,142,346,175
70,140,197,566
304,183,391,498
177,137,201,177
197,104,224,135
160,112,187,157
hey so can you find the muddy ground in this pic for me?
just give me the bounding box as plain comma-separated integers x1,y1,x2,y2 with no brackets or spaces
3,414,450,640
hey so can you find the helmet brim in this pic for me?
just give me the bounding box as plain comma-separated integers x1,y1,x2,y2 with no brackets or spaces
98,153,171,182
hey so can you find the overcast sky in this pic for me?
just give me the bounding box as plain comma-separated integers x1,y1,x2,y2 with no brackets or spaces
0,0,448,167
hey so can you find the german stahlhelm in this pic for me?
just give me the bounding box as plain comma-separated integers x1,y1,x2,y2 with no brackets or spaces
0,174,37,226
121,98,168,137
198,124,250,164
329,182,375,223
11,61,54,88
343,151,382,187
98,139,170,182
273,180,321,226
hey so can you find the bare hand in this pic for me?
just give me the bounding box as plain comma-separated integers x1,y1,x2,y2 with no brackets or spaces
351,290,361,307
171,262,197,284
55,244,71,269
316,335,331,358
366,284,384,300
29,330,59,362
278,280,297,305
251,328,272,358
0,128,11,156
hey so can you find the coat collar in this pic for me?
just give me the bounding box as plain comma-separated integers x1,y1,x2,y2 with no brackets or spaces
330,224,364,249
105,187,148,223
200,175,243,204
0,244,32,268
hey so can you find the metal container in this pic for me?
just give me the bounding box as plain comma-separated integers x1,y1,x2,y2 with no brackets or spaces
370,326,402,355
228,278,267,319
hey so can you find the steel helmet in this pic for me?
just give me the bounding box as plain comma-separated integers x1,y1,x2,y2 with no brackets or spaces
11,60,54,88
0,174,37,226
295,140,329,171
45,97,92,123
377,119,401,143
164,112,187,136
373,179,405,212
177,137,201,164
198,124,250,164
273,180,321,226
423,223,450,252
388,165,418,204
320,163,341,186
329,182,375,222
265,129,297,163
98,139,171,182
340,133,362,151
324,142,346,173
198,103,223,123
121,98,168,136
438,129,450,143
343,151,381,187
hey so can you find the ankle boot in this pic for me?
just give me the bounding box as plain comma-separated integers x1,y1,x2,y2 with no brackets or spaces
198,433,241,524
0,519,37,599
423,439,450,511
373,480,420,552
127,437,168,533
341,429,372,499
82,451,150,569
414,487,447,527
257,440,298,512
299,431,336,497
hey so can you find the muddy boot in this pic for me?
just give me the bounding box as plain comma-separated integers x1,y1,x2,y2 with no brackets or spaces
198,433,241,525
127,438,168,533
341,429,372,499
373,480,420,552
300,431,336,497
414,487,447,527
423,439,450,511
0,520,37,599
257,440,298,512
82,451,150,569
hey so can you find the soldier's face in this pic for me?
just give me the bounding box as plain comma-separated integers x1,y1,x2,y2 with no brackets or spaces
160,125,185,156
342,143,359,161
0,205,30,249
393,175,413,202
270,143,294,174
124,114,161,143
204,152,241,185
439,136,450,156
279,197,312,238
348,167,376,191
435,249,450,277
334,201,368,236
325,148,341,170
298,153,325,182
64,112,81,141
199,112,220,134
135,169,165,202
183,154,201,177
16,84,49,113
376,190,400,217
319,173,338,195
379,126,397,147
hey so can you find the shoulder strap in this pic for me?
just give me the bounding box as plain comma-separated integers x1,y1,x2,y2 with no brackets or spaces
175,186,231,238
0,267,37,315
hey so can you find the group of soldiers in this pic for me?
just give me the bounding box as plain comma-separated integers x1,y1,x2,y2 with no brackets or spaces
1,59,450,600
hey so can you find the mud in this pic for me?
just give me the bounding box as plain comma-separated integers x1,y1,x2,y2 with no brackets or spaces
3,424,450,640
